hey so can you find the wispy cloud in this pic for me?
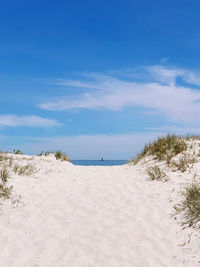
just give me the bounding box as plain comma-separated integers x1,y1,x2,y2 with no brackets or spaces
145,125,200,135
160,57,170,64
39,65,200,123
0,115,61,128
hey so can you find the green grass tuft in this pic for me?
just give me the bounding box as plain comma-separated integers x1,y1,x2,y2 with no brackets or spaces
131,134,187,164
175,184,200,227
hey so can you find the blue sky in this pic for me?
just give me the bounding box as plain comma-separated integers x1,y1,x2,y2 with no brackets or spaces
1,0,200,159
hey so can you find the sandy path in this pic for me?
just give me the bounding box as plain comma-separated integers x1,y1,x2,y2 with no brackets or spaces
0,159,199,267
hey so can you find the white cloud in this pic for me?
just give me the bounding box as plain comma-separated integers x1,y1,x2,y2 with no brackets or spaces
146,65,185,85
0,115,60,128
39,65,200,124
183,71,200,86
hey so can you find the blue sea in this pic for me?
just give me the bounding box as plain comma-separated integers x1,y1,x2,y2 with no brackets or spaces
71,160,127,166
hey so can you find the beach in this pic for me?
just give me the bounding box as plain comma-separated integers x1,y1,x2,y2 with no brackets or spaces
0,153,199,267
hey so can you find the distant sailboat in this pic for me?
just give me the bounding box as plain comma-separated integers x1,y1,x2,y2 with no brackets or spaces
101,157,104,161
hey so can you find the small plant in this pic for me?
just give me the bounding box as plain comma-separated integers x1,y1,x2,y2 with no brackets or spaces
55,151,70,161
146,165,167,181
13,149,23,155
0,167,9,183
174,184,200,227
0,183,13,199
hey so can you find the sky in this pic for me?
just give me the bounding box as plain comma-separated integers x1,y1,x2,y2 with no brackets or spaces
1,0,200,159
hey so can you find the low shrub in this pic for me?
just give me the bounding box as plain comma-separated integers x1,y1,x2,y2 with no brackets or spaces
13,149,23,155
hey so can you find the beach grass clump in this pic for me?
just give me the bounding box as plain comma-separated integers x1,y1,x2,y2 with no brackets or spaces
146,165,167,181
0,153,10,162
132,134,187,164
55,151,70,162
175,184,200,227
185,135,200,141
0,154,4,161
0,167,9,183
0,183,13,199
9,157,13,166
13,164,20,174
0,166,12,199
15,164,36,176
172,154,197,173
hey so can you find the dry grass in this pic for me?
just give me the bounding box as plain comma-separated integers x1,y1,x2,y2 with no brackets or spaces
14,164,36,176
18,164,36,176
0,183,13,199
146,165,167,181
0,153,9,162
172,154,197,173
0,167,9,183
0,165,11,199
175,184,200,227
13,164,19,174
55,151,70,162
131,135,187,164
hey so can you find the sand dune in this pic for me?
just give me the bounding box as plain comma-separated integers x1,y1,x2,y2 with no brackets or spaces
0,153,200,267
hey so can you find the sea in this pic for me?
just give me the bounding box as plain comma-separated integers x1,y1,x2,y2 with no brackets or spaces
71,160,127,166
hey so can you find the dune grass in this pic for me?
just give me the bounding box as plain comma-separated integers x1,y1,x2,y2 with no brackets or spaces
55,151,70,162
175,184,200,227
146,165,167,181
0,167,9,183
172,154,197,173
0,183,13,199
0,166,12,199
131,134,187,165
14,163,36,176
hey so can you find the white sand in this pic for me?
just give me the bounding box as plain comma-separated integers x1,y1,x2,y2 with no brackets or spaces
0,153,200,267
